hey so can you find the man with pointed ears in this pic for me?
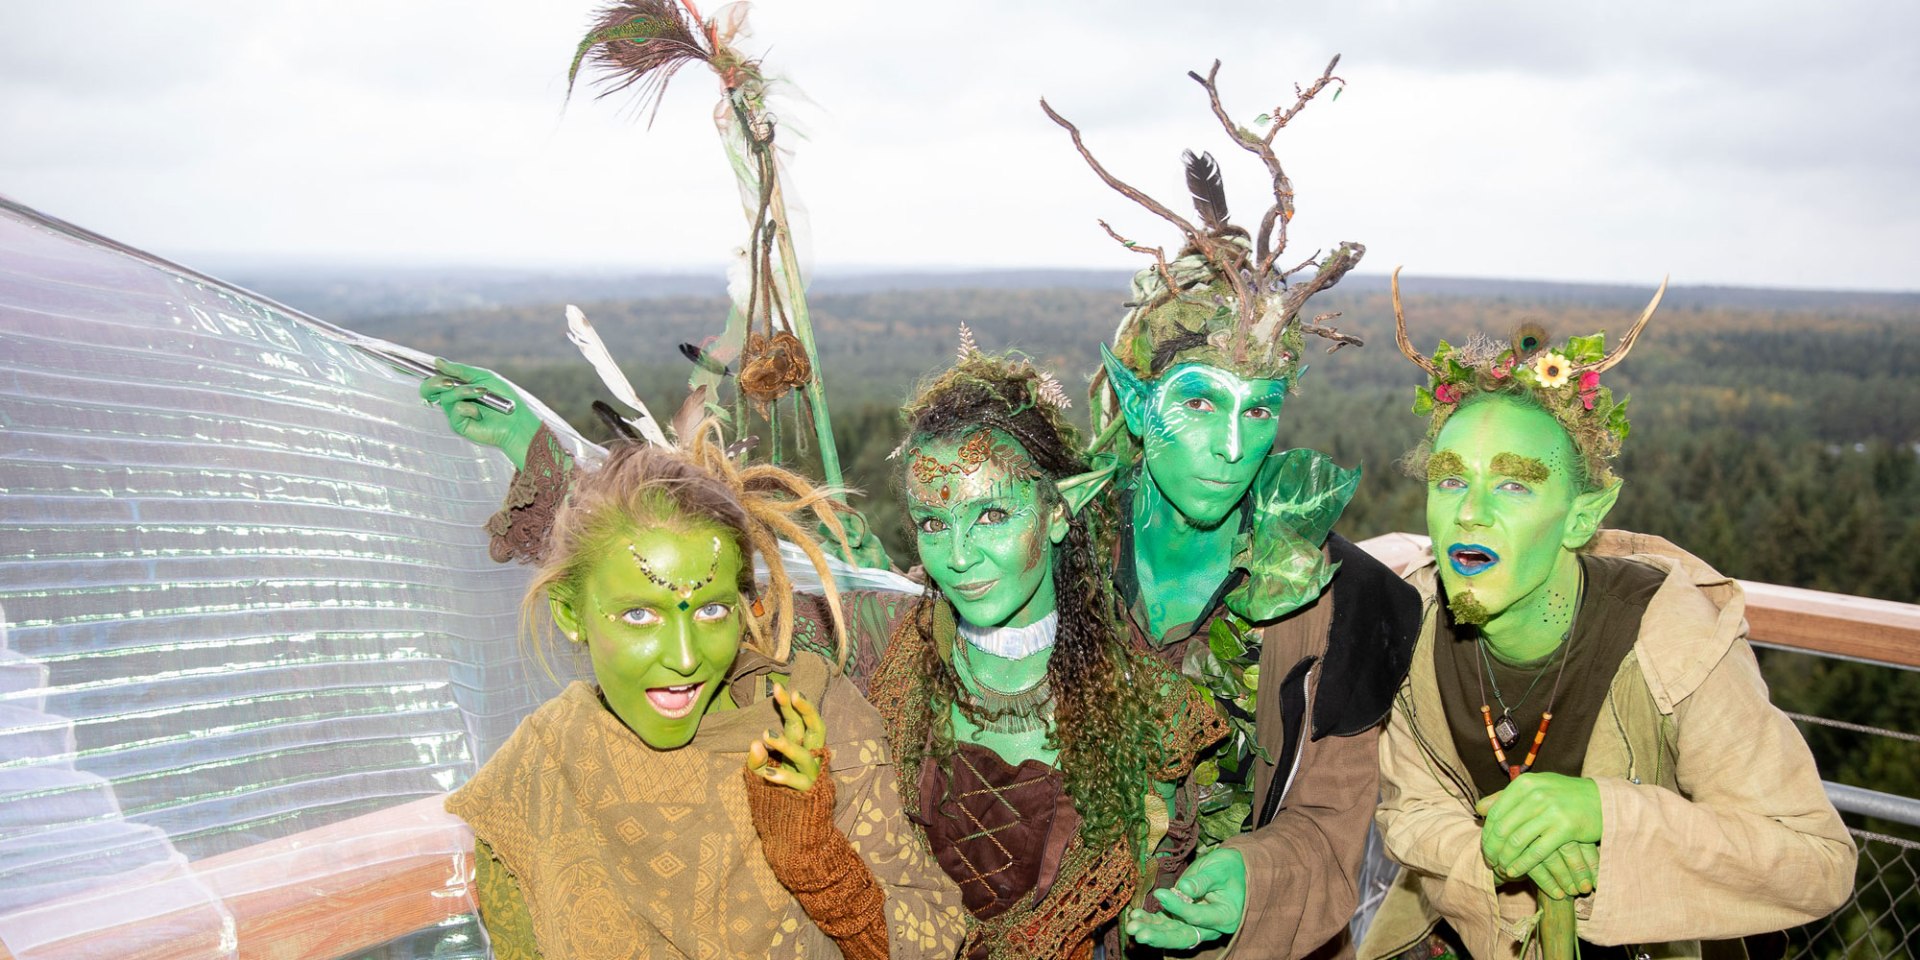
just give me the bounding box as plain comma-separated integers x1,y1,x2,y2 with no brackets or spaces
1044,57,1421,959
1359,272,1855,960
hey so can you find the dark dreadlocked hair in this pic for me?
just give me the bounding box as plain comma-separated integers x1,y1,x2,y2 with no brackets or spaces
895,352,1162,853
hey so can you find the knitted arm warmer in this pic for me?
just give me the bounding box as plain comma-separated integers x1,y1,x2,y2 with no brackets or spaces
743,751,890,960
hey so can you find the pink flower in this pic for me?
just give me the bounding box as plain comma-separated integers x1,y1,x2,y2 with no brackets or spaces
1491,356,1514,380
1579,370,1600,392
1433,382,1462,405
1580,389,1599,411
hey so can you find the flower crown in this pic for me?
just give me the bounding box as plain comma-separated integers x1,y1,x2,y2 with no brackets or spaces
1394,268,1668,483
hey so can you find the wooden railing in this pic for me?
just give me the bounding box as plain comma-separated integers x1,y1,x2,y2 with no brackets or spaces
3,533,1915,959
0,796,471,960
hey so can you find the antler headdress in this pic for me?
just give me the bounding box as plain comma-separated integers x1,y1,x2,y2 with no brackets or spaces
1393,266,1669,483
1043,57,1365,389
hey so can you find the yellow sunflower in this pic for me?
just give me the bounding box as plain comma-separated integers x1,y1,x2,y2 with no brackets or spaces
1532,351,1573,389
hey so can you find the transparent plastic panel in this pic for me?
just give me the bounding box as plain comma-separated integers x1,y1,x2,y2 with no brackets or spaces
0,200,579,957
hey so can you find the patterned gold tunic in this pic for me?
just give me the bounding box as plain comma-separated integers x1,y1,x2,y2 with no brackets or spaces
447,650,966,959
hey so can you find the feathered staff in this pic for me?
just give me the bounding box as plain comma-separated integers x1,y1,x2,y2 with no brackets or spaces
567,0,843,492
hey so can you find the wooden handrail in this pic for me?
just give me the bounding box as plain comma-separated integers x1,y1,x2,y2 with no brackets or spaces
0,796,472,960
1353,533,1920,670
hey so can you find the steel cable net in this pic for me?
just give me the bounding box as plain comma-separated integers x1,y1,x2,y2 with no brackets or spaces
1786,829,1920,959
0,200,600,958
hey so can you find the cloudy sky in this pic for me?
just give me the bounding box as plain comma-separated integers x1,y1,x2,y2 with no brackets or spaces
3,1,1915,291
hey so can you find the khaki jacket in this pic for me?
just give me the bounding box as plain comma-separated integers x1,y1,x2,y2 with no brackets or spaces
1360,531,1856,960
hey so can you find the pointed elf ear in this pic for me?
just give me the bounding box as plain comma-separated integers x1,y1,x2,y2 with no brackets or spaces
1100,344,1150,437
549,592,584,642
1053,461,1117,520
1047,499,1071,546
1564,478,1624,550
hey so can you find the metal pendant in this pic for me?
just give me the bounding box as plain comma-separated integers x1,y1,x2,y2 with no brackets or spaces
1494,714,1520,750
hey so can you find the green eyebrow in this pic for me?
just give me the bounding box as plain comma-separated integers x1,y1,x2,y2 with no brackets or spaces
1426,451,1465,481
1491,453,1550,484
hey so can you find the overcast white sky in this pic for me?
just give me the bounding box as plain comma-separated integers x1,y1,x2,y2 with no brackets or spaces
3,1,1916,291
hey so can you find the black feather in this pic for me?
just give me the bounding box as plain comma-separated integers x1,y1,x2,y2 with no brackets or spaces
592,400,644,443
678,341,731,376
1184,150,1230,232
1150,321,1213,376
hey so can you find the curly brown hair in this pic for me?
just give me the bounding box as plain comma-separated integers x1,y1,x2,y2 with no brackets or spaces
897,352,1162,853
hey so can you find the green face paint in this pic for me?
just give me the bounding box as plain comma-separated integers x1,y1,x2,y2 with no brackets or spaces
1138,363,1287,528
1426,398,1588,629
905,430,1063,628
560,523,745,749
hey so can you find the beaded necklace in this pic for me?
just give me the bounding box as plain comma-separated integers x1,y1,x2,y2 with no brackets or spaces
952,633,1054,736
1473,569,1582,781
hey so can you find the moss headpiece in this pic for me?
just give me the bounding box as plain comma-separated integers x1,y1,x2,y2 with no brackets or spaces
1041,58,1367,391
1393,268,1668,486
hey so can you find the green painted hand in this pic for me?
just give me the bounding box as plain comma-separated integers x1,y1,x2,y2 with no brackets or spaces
1475,773,1603,888
420,358,542,471
746,682,827,793
817,511,893,571
1527,841,1600,901
1125,847,1246,948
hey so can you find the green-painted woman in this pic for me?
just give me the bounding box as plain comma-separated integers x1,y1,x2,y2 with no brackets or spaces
437,422,966,960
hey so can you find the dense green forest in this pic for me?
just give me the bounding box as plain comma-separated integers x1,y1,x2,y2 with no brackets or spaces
361,280,1919,941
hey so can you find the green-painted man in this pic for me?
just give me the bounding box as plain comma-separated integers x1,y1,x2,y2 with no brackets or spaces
1045,63,1424,958
1358,272,1856,960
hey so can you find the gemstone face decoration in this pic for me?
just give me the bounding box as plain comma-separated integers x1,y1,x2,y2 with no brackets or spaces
628,536,723,611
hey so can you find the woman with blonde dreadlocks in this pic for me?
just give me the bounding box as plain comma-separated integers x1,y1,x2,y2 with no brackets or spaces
784,347,1226,959
442,422,966,960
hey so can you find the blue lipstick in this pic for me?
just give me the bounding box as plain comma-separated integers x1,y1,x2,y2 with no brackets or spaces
1447,543,1500,577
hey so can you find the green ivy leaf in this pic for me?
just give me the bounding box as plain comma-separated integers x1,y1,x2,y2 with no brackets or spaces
1194,758,1220,787
1209,620,1248,665
1198,800,1253,850
1566,333,1605,364
1413,386,1435,417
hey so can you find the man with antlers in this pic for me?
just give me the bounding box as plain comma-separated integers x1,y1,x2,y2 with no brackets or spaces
1358,272,1853,959
1044,59,1422,957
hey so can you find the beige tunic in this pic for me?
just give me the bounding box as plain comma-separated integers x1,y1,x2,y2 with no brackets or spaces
446,651,967,959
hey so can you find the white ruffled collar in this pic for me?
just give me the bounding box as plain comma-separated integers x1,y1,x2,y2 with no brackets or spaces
956,611,1059,659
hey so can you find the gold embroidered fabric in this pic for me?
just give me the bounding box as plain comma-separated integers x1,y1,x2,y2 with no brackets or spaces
447,651,967,959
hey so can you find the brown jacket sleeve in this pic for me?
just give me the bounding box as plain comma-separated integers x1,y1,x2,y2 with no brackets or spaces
1222,717,1380,959
1213,589,1379,960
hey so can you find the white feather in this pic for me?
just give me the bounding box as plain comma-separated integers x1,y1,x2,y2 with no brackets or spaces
565,304,669,448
